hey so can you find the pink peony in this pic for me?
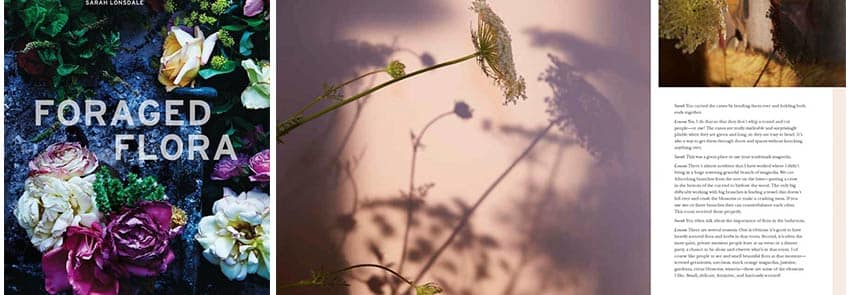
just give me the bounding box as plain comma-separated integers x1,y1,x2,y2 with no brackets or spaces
243,0,264,17
248,149,270,182
29,142,98,179
42,223,118,295
102,201,176,278
210,154,249,181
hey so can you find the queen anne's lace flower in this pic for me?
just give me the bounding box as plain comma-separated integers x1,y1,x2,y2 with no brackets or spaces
470,0,526,104
659,0,726,53
196,188,270,281
15,175,100,252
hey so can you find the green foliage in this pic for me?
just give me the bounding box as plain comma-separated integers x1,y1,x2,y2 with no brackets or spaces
199,55,237,78
218,30,235,48
210,0,230,15
93,167,166,213
6,0,122,101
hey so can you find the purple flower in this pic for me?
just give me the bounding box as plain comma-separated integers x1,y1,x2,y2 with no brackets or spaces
243,0,264,17
249,149,270,182
211,154,249,181
102,201,175,278
42,223,119,295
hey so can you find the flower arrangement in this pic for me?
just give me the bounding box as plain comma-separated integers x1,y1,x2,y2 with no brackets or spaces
7,0,272,292
14,142,186,295
155,1,272,281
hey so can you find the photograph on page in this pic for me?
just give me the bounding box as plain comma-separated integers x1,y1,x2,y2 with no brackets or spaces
278,0,649,294
659,0,845,87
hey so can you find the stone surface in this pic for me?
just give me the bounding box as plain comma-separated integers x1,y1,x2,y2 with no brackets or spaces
4,7,268,295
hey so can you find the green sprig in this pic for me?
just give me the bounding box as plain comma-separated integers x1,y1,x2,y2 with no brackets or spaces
93,167,166,213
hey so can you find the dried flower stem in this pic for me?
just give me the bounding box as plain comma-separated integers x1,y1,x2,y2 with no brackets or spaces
292,68,385,117
280,52,482,137
397,111,455,281
335,264,414,286
281,263,413,289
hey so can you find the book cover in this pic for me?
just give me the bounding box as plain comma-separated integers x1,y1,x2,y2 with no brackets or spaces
4,0,272,294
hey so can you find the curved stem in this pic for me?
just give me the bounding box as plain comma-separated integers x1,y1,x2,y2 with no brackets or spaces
397,111,455,282
403,122,556,293
281,263,414,289
293,69,385,117
281,52,481,137
333,264,414,286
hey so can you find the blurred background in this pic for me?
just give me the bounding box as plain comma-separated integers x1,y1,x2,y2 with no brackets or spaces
279,0,649,294
659,0,845,87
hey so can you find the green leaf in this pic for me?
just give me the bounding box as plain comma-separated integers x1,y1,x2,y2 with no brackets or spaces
70,27,89,38
231,138,244,150
213,97,236,114
52,75,62,89
79,48,94,59
63,0,85,13
241,17,266,28
100,32,120,56
21,5,48,37
199,60,237,79
78,10,97,24
239,31,254,56
57,64,79,76
41,12,68,37
93,167,166,213
67,36,88,47
220,24,247,31
37,48,59,64
230,116,254,130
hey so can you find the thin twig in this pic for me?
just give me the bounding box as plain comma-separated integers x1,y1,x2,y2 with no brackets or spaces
395,111,455,294
334,263,414,286
293,69,384,117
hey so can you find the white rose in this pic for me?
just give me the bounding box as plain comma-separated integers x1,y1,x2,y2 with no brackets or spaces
14,175,100,252
240,59,271,109
196,188,270,281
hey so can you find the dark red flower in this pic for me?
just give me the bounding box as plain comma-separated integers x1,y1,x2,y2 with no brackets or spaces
14,40,52,80
102,201,175,277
